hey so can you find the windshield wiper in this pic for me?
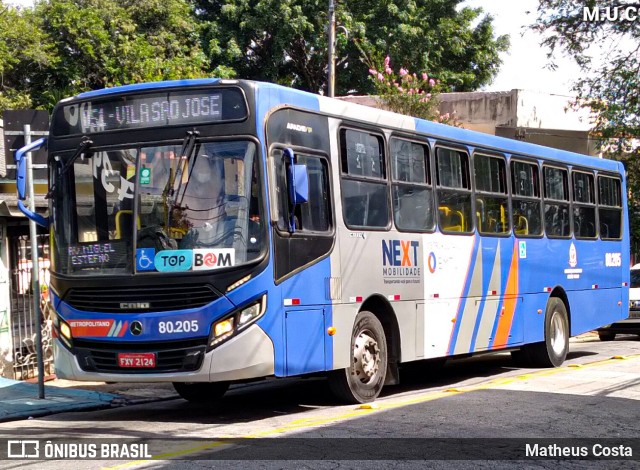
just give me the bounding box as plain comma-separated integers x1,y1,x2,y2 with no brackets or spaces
45,137,93,199
172,130,201,205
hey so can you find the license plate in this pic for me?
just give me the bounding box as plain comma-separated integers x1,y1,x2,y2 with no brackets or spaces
629,311,640,319
117,352,156,368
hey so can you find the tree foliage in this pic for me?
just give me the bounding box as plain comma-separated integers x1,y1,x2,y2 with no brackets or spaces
1,0,209,112
194,0,509,95
2,0,508,116
0,2,50,112
368,55,460,124
532,1,640,253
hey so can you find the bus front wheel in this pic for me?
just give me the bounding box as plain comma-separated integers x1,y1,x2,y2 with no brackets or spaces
522,297,569,368
328,311,388,404
172,381,230,403
598,331,616,341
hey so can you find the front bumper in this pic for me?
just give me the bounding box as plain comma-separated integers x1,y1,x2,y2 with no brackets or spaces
54,323,275,382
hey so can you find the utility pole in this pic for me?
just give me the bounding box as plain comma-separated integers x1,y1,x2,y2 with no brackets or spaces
24,124,45,399
328,0,336,97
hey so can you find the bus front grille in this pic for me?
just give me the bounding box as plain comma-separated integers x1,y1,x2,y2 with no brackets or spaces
64,284,220,313
73,338,208,374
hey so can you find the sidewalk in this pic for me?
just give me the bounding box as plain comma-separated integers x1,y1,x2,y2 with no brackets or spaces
0,377,177,423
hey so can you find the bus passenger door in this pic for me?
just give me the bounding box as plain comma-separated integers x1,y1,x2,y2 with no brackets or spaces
268,146,335,377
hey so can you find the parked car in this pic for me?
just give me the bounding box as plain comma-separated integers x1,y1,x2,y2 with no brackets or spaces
597,263,640,341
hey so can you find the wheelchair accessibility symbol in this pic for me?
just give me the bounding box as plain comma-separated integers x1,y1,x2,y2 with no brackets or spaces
136,248,156,272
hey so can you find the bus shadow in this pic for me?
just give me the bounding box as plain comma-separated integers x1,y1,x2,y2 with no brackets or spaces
46,348,605,428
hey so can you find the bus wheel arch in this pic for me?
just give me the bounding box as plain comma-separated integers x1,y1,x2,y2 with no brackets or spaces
328,295,400,403
549,287,571,335
520,291,570,368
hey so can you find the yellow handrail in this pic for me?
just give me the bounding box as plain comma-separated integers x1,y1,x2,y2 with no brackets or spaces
115,210,141,239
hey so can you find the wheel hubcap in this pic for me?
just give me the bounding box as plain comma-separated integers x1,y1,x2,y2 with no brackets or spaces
550,311,566,356
353,330,380,383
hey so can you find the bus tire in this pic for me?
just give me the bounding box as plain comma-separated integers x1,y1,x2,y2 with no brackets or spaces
598,331,616,341
172,382,229,403
524,297,569,368
328,311,387,404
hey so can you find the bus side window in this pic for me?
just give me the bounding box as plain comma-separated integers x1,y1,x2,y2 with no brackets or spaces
436,147,473,234
474,154,508,235
511,159,543,237
572,171,596,239
598,175,622,240
542,166,570,238
274,150,331,234
390,138,434,232
339,129,389,229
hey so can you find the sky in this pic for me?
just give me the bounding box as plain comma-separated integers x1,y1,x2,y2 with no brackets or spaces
463,0,581,95
7,0,581,96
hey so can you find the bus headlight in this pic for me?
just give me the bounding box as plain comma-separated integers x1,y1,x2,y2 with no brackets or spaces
209,295,266,349
57,319,74,349
238,303,262,327
214,318,235,338
60,321,72,340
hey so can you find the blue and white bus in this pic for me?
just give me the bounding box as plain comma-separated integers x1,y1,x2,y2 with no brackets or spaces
15,79,629,403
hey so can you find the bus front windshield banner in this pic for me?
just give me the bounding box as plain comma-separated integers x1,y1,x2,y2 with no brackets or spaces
50,140,264,276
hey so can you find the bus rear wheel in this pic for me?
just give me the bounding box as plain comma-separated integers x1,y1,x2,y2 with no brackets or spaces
328,311,387,404
172,382,229,403
521,297,569,368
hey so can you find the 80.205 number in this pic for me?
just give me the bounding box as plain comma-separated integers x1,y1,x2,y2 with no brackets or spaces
158,320,199,334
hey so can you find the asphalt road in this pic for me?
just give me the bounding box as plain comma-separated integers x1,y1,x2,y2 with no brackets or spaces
0,333,638,469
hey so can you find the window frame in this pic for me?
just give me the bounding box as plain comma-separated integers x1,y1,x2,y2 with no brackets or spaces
509,157,544,238
473,152,510,237
571,169,597,240
542,164,572,239
271,146,335,238
338,126,391,231
597,173,623,241
389,136,435,233
435,144,474,234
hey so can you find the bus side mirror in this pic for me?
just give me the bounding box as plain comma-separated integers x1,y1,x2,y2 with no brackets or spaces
15,138,50,227
288,164,309,205
284,148,308,233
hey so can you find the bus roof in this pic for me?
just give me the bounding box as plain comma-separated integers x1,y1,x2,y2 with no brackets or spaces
66,78,621,174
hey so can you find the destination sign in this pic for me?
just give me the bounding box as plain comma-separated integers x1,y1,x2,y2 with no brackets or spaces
52,88,247,136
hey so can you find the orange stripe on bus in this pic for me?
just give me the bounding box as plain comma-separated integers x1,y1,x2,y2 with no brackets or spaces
493,245,519,348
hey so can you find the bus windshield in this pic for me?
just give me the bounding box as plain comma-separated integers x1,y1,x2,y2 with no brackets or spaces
50,140,263,275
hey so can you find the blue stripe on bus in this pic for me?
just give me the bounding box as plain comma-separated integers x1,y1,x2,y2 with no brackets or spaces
52,290,236,342
414,120,621,172
447,235,481,355
486,239,515,349
469,237,499,351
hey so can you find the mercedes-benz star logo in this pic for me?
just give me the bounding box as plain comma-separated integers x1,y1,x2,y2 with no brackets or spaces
130,321,143,336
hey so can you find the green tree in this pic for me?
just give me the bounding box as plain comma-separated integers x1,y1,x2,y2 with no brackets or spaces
1,0,210,111
35,0,209,107
0,2,52,113
194,0,509,95
531,1,640,253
